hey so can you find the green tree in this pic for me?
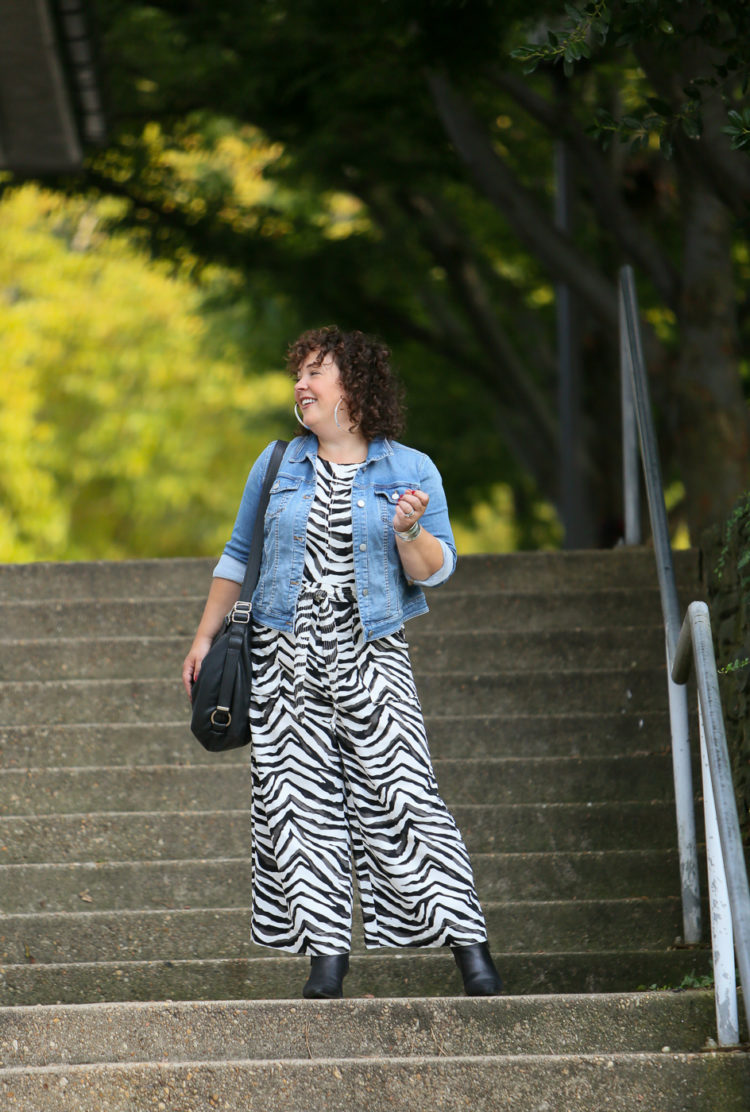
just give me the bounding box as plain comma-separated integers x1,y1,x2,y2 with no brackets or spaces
509,0,750,535
73,0,750,540
0,182,290,560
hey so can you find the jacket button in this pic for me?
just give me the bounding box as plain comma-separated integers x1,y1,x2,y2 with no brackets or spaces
357,499,365,507
359,543,366,551
362,588,368,596
391,492,399,501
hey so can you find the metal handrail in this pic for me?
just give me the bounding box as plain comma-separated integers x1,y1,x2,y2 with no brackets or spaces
673,604,750,1044
620,264,750,1045
619,266,702,946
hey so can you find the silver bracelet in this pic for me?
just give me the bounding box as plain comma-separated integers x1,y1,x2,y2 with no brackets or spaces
394,520,422,542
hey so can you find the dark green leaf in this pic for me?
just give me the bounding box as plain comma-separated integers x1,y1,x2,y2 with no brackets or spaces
646,97,672,117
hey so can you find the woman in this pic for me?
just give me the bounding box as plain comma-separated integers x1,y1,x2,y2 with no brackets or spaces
182,327,502,1000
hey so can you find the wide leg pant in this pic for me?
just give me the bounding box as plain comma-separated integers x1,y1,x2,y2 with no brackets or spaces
248,588,488,955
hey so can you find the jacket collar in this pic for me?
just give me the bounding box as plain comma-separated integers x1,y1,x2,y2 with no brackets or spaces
289,434,392,466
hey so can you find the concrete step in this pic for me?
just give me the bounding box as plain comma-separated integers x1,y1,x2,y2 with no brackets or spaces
0,712,674,767
0,559,215,603
0,590,671,640
0,991,725,1067
0,597,205,640
0,900,689,967
0,626,667,681
0,847,690,911
0,755,676,815
412,627,665,671
0,802,684,865
0,850,685,913
0,549,702,601
0,898,686,964
0,668,669,726
0,992,724,1065
0,949,714,1005
421,588,684,632
0,544,720,1093
416,669,670,717
2,1050,746,1112
446,548,703,593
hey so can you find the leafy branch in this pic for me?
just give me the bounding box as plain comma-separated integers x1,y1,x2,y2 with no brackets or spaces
724,107,750,152
718,657,750,676
511,3,610,77
715,490,750,584
512,2,750,162
587,95,702,157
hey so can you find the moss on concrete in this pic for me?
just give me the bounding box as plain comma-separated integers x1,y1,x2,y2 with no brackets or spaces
702,491,750,840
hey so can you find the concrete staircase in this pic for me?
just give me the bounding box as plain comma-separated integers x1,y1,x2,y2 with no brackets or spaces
1,550,748,1108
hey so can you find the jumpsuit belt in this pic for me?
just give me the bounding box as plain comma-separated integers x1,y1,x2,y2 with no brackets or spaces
292,584,356,720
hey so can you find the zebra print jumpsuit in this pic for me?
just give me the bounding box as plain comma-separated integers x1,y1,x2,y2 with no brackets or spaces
248,455,488,956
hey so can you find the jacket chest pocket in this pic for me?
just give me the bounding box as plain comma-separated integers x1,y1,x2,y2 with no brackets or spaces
374,482,416,524
265,475,303,521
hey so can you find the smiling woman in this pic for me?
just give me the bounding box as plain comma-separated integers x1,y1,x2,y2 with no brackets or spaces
293,351,350,438
182,325,504,1001
289,327,405,446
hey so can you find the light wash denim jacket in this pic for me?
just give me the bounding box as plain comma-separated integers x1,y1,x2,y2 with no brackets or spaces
213,435,457,641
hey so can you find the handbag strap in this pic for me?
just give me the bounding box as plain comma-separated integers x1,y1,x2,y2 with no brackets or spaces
203,440,288,733
236,439,288,607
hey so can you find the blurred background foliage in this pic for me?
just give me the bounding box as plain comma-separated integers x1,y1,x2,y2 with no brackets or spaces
0,171,554,562
0,180,292,561
2,0,749,561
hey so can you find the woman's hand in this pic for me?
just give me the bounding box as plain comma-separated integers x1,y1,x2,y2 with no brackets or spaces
182,634,215,699
392,488,429,533
181,577,243,699
391,488,445,582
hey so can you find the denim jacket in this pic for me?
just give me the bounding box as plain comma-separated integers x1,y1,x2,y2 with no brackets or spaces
213,435,457,641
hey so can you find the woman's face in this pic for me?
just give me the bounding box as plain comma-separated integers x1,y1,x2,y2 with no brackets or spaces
294,350,346,430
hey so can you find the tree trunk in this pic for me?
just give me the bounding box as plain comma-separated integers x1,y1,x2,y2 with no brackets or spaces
672,180,750,537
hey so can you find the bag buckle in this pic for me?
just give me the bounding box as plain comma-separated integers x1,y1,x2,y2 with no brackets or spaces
210,706,232,728
229,601,252,624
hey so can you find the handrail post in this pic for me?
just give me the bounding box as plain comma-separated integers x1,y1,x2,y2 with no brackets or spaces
699,702,740,1045
621,264,750,1044
665,636,702,944
677,602,750,1042
619,283,641,545
619,267,682,658
619,265,701,943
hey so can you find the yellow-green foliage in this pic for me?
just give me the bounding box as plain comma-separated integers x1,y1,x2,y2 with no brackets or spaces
0,172,556,563
0,184,290,561
453,483,562,553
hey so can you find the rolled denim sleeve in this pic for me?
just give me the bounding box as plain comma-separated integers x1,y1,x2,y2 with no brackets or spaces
213,553,247,584
212,441,276,582
408,451,457,587
411,537,455,587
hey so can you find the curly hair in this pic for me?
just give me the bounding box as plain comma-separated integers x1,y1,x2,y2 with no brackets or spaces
287,327,405,441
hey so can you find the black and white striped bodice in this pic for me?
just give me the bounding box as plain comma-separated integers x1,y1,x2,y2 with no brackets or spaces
302,457,360,588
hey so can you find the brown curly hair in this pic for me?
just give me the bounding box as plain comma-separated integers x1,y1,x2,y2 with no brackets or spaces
287,327,405,441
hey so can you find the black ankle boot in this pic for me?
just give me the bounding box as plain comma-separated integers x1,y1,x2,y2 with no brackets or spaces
302,954,350,999
452,942,503,996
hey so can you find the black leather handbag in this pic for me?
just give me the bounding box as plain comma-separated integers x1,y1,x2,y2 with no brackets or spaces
190,439,287,752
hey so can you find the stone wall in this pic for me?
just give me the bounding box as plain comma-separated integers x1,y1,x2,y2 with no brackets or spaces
702,492,750,840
